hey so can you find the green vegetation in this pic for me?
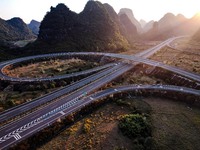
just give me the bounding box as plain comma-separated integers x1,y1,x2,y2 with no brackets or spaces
117,98,155,150
119,114,151,139
0,57,96,111
115,99,131,106
0,48,16,62
0,90,51,111
0,18,35,42
15,96,152,150
32,2,130,53
0,78,70,112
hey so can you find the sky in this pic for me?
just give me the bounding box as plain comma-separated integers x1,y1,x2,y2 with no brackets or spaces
0,0,200,23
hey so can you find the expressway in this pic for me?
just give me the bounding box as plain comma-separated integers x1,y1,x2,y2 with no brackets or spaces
0,38,199,83
89,84,200,100
0,36,200,149
0,63,118,123
104,53,200,83
0,59,113,82
0,84,199,149
0,63,133,149
135,36,183,58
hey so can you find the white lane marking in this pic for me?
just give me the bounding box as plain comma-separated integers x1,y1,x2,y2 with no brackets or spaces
60,111,65,115
0,96,83,143
0,137,5,142
13,133,21,140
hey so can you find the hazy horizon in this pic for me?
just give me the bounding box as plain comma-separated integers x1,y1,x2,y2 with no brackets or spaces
0,0,200,23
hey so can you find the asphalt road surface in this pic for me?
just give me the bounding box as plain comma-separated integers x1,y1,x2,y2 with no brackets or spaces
0,84,199,149
0,36,199,149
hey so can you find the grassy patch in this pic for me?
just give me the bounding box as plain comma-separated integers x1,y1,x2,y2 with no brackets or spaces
145,98,200,150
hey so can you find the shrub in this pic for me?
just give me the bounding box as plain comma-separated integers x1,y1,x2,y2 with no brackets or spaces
119,114,151,139
115,99,131,106
83,119,92,133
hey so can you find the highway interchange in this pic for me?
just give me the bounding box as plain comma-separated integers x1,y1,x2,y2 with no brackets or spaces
0,37,200,149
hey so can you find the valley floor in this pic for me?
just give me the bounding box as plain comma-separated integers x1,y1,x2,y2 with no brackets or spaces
38,97,200,150
150,37,200,74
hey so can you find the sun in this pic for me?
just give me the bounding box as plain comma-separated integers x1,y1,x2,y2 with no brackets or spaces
196,12,200,16
193,11,200,19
